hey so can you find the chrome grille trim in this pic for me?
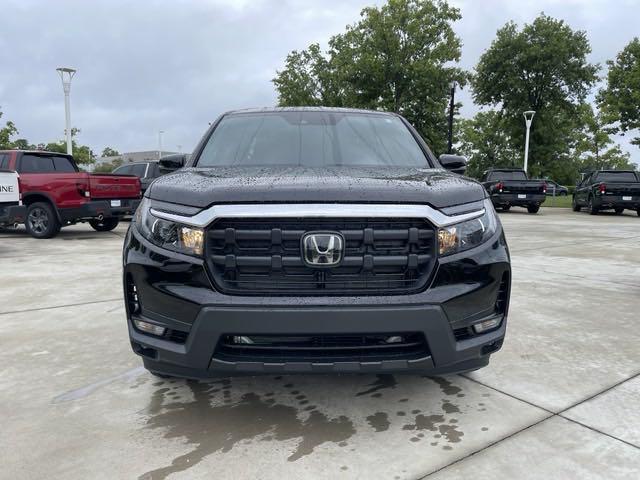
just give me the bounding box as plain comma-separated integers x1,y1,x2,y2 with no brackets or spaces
150,202,486,228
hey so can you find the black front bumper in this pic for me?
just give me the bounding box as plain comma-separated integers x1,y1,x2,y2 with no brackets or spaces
59,198,140,222
0,204,26,226
491,193,546,207
123,224,510,378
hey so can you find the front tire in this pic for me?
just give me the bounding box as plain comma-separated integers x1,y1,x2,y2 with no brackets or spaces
501,205,511,212
25,202,61,239
527,205,540,214
588,197,599,215
614,208,624,215
89,217,119,232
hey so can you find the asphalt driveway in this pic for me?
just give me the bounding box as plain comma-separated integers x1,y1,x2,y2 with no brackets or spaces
1,208,639,479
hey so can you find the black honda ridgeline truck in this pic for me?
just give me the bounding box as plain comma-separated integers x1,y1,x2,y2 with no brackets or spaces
123,108,510,379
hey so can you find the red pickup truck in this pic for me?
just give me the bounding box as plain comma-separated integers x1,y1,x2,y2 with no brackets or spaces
0,150,141,238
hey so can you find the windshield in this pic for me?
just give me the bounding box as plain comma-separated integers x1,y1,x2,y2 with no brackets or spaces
196,111,430,168
594,172,638,183
489,171,527,181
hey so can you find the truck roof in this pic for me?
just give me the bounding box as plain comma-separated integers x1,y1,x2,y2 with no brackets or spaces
0,149,72,157
485,168,525,172
223,106,395,117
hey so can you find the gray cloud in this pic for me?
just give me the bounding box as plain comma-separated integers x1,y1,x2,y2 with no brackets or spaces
0,0,638,164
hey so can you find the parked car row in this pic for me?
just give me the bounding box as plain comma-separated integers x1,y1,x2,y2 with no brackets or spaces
2,145,638,241
0,150,142,238
481,167,639,216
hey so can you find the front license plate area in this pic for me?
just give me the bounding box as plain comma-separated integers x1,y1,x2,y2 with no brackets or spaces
518,194,526,199
622,196,632,201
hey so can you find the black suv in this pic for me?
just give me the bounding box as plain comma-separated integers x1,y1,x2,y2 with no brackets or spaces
123,108,511,379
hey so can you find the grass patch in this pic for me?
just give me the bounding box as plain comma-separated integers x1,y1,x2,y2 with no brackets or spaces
542,195,572,208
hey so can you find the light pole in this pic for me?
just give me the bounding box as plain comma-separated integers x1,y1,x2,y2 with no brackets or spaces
447,81,456,154
523,110,535,174
158,130,164,159
56,67,76,155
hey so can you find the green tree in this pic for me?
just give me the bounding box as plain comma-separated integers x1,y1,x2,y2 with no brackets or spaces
273,0,467,155
272,44,343,107
457,110,520,179
93,158,123,173
598,38,640,147
573,104,634,172
0,109,18,149
11,139,37,150
44,129,95,165
101,147,120,157
473,14,599,179
44,140,95,165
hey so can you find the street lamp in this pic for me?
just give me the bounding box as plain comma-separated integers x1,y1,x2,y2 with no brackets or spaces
158,130,165,159
447,81,456,154
56,67,76,155
523,110,536,174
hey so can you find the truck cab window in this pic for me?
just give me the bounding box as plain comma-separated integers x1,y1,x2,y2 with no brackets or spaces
20,155,56,173
53,156,77,172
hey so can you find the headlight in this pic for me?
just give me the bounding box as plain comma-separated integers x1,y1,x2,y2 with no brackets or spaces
438,200,498,256
134,198,204,256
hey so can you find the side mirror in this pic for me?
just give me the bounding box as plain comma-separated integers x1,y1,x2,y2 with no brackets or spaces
159,154,187,174
439,154,467,174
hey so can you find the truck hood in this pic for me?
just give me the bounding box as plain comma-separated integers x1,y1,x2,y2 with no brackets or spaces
147,166,486,209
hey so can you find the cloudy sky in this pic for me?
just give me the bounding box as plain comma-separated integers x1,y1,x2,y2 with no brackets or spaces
0,0,638,163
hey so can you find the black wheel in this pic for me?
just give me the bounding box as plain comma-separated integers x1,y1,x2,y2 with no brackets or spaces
501,205,511,211
637,209,640,217
25,202,60,238
572,196,581,212
614,208,624,215
527,205,540,214
89,217,119,232
560,191,568,196
588,197,599,215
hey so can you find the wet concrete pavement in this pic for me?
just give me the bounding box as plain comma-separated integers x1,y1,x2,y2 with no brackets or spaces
1,209,639,479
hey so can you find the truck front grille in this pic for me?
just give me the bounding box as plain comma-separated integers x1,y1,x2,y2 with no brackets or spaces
205,217,436,295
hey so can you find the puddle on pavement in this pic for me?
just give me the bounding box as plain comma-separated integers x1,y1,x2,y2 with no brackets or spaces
139,380,355,479
366,412,391,432
135,373,491,479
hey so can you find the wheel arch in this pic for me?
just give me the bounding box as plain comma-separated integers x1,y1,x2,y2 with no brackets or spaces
22,192,62,221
